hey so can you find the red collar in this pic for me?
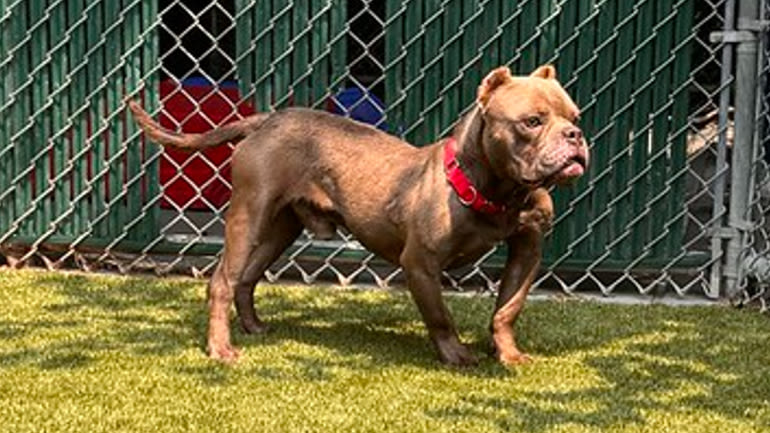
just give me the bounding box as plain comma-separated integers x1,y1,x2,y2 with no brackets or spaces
443,138,506,214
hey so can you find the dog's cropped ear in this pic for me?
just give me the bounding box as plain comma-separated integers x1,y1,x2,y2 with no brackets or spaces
478,66,514,106
530,64,557,80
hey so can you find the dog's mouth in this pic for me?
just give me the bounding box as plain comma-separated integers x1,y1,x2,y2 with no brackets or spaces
519,146,589,187
559,154,587,178
551,150,588,185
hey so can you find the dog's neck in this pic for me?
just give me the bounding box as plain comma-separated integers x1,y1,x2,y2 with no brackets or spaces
452,106,531,209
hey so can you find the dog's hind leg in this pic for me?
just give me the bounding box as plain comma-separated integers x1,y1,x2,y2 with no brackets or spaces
206,258,241,362
233,207,303,334
207,200,301,362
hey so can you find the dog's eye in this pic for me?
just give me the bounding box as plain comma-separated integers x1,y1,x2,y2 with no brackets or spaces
525,116,542,128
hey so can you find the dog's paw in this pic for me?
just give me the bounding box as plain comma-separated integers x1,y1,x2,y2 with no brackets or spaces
498,351,533,366
437,341,479,367
518,208,553,233
240,320,270,335
207,344,241,363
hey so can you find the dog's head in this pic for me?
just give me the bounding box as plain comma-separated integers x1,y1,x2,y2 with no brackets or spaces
477,65,589,187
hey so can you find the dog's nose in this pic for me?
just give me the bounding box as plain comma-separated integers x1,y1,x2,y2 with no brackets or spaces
563,126,583,142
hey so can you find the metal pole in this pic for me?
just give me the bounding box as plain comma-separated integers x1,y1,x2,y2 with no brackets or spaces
709,0,736,298
724,0,762,297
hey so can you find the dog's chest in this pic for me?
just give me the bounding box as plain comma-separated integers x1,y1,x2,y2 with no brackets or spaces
444,215,519,268
447,242,497,268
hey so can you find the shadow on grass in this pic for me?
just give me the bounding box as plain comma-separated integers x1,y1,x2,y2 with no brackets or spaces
1,271,512,376
0,271,205,369
240,290,439,367
429,305,770,431
2,271,470,373
3,270,769,431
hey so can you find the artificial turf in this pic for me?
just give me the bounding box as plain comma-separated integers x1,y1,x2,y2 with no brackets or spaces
0,268,768,432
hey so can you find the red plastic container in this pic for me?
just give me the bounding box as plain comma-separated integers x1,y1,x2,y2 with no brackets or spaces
158,78,255,210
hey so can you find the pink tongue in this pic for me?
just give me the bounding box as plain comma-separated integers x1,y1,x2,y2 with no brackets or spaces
561,162,584,178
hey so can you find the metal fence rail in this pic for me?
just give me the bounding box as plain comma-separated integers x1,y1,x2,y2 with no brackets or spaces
1,0,768,301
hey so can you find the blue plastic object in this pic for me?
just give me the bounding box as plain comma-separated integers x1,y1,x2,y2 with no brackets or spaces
330,87,388,130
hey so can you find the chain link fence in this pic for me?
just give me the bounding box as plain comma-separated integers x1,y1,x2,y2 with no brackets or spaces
0,0,768,301
733,0,770,311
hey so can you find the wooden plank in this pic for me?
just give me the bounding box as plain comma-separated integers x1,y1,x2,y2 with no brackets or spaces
329,0,347,95
385,0,405,136
545,0,578,263
403,0,423,143
235,0,255,102
50,0,69,235
273,0,292,107
479,0,500,83
292,0,309,106
68,0,89,238
86,2,106,237
459,1,478,124
609,0,636,261
143,0,160,242
537,0,556,65
12,3,32,237
0,0,12,233
588,0,616,263
570,0,595,258
499,0,519,66
440,0,462,137
666,0,694,258
29,0,50,236
254,0,273,111
422,0,442,141
518,0,537,73
104,0,122,239
629,0,654,258
648,0,674,258
309,0,328,108
124,0,142,241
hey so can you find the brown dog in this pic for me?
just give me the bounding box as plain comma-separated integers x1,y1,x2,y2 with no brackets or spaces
129,65,588,366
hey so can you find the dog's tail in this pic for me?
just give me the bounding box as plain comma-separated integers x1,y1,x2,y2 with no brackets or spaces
127,100,270,151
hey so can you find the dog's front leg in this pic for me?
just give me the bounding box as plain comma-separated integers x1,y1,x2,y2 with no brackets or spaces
491,188,553,365
401,246,477,366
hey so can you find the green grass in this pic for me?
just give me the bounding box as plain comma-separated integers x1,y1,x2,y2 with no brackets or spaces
0,268,768,433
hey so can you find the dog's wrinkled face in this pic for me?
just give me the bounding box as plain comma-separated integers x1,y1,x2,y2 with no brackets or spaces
478,65,589,186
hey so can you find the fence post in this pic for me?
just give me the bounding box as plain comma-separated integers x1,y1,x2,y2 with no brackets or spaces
724,0,762,297
708,0,736,298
